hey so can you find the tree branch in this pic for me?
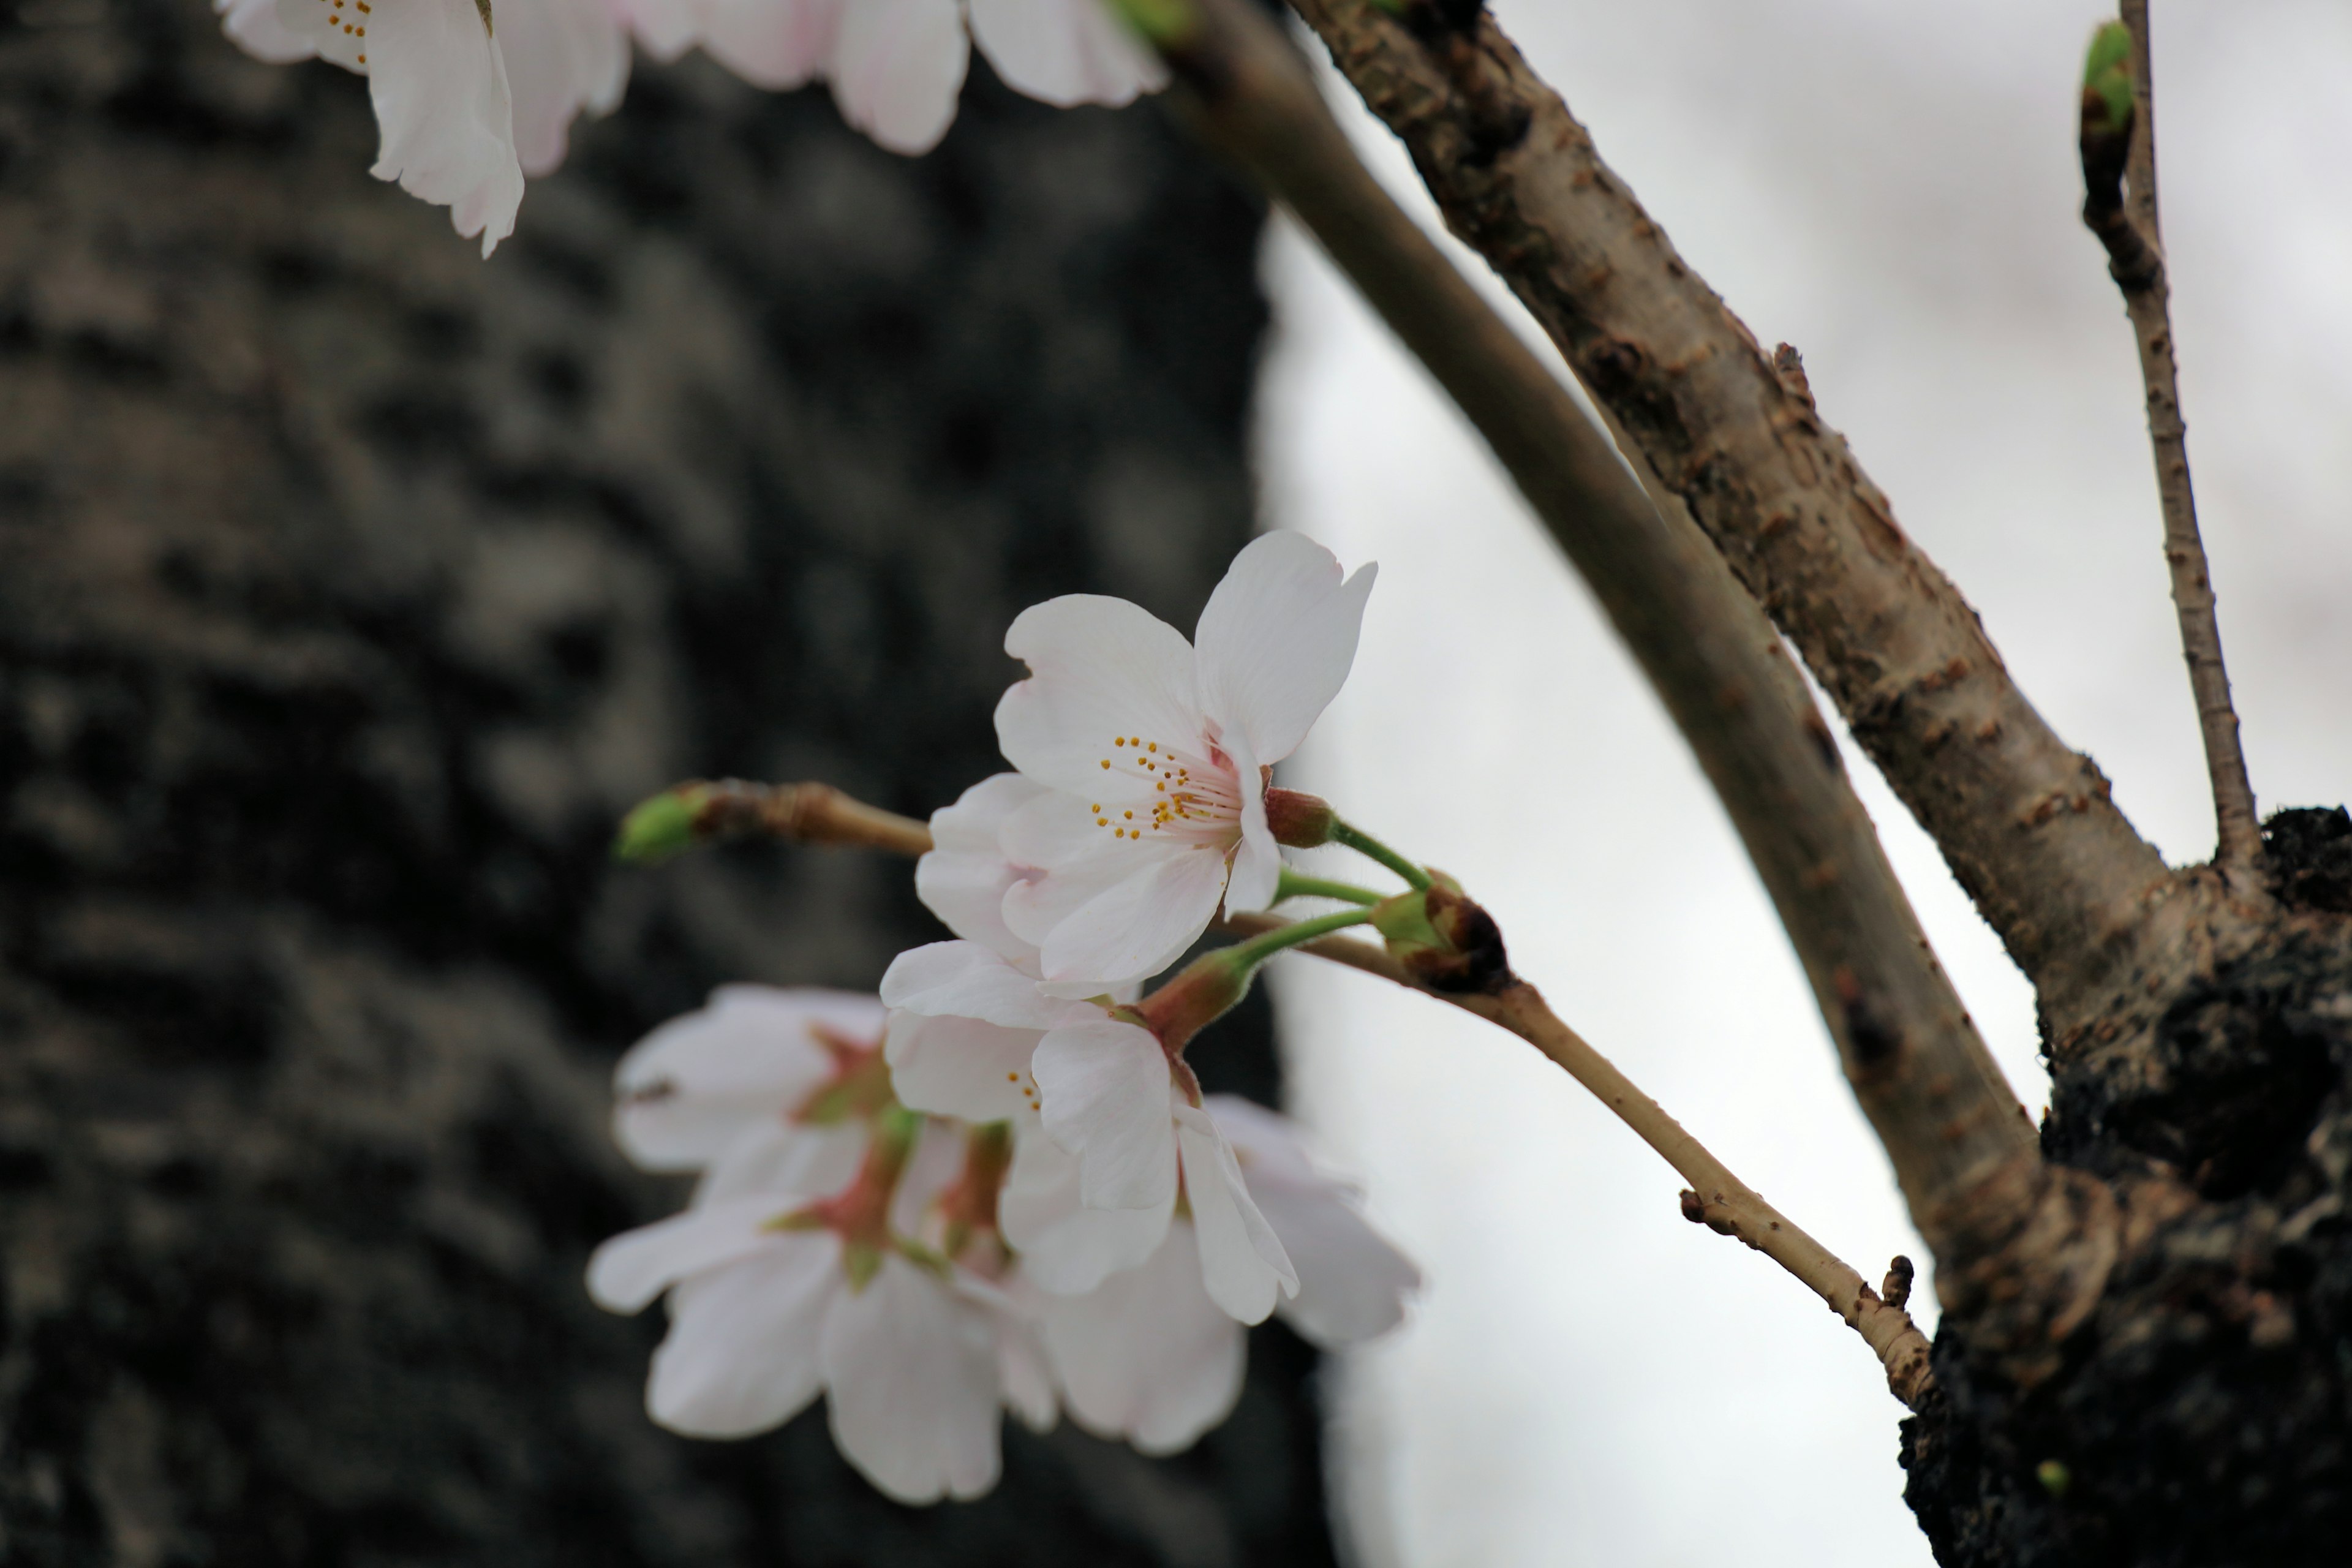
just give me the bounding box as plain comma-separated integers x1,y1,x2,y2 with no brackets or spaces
1138,0,2037,1267
1284,0,2177,1017
631,778,1936,1408
2081,6,2262,883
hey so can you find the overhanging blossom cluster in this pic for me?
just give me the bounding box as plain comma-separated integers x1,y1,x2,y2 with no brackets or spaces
216,0,1163,254
591,534,1423,1502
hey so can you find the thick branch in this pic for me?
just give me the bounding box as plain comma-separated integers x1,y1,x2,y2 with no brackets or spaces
640,780,1936,1407
2081,5,2261,882
1286,0,2175,1015
1151,0,2035,1263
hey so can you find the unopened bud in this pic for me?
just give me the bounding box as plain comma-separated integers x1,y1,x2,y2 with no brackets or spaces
1370,876,1511,994
1128,949,1254,1056
1263,787,1336,848
614,786,710,863
2079,22,2134,197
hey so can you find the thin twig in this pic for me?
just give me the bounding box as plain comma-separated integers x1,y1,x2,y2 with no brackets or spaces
645,778,1936,1406
675,778,937,858
2082,5,2262,883
1284,0,2175,1024
1140,0,2038,1268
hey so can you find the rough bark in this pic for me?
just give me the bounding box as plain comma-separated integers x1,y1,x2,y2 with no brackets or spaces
0,2,1336,1563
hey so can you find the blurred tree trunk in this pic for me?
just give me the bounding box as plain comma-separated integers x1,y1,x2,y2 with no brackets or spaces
0,2,1338,1563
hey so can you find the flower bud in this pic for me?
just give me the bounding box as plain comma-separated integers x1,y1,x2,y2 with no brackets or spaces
1127,949,1254,1056
1370,876,1512,994
1262,787,1336,848
614,785,710,863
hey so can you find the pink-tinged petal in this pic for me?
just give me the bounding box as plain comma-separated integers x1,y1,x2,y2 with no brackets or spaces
884,1011,1044,1125
995,594,1204,801
1175,1106,1295,1325
1035,843,1229,997
647,1233,838,1436
612,0,696,58
1000,786,1120,873
821,1255,1003,1502
1193,532,1376,766
967,0,1166,107
704,0,842,89
612,987,873,1171
1032,1020,1178,1211
918,772,1049,959
1204,1096,1417,1346
1221,728,1283,913
273,0,361,69
498,0,631,177
1200,1093,1324,1186
1258,1183,1419,1349
1039,1220,1244,1455
359,0,528,256
998,794,1144,949
829,0,967,156
691,1119,868,1206
221,0,317,63
881,940,1065,1030
587,1193,804,1313
888,1115,976,1237
999,1128,1169,1293
994,1302,1060,1433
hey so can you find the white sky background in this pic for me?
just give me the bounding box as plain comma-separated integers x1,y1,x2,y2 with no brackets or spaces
1254,4,2352,1565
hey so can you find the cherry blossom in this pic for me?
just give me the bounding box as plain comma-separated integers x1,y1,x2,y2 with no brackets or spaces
611,986,888,1203
219,0,540,255
882,938,1300,1323
1032,1101,1419,1454
993,530,1376,997
590,1112,1026,1503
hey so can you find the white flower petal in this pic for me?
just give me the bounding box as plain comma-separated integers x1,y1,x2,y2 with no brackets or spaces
995,594,1205,801
884,1010,1044,1125
918,772,1050,960
611,0,697,58
359,0,528,257
967,0,1166,107
1040,1219,1245,1455
647,1233,838,1436
999,1128,1169,1294
1176,1107,1295,1325
612,987,873,1171
1220,727,1283,913
1193,532,1376,767
1034,843,1230,997
880,940,1064,1029
821,1255,1004,1503
703,0,842,89
829,0,968,156
1205,1096,1417,1347
995,1305,1060,1433
222,0,318,62
587,1193,804,1313
691,1118,869,1205
1032,1019,1178,1211
498,0,631,177
1257,1184,1420,1348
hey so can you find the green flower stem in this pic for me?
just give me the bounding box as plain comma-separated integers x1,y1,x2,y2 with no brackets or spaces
1223,907,1377,971
1273,869,1383,906
1329,818,1432,891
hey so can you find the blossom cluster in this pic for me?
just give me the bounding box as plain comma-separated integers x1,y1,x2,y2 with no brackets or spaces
216,0,1165,254
590,533,1419,1502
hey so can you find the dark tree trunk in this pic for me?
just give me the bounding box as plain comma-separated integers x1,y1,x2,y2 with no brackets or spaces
1900,816,2352,1564
0,2,1336,1563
